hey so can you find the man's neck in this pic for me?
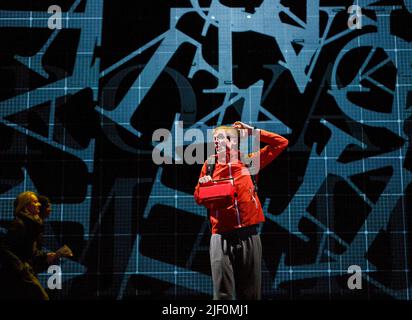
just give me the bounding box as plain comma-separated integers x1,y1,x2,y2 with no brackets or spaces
216,149,240,164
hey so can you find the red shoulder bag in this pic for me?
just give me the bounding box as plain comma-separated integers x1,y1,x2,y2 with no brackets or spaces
197,178,236,209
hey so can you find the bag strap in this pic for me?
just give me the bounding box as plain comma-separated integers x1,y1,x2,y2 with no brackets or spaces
245,162,258,193
206,157,215,177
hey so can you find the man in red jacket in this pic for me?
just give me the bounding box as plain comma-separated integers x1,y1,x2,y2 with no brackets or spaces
194,121,288,300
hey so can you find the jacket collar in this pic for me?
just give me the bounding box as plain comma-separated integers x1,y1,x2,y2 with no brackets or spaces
16,209,43,226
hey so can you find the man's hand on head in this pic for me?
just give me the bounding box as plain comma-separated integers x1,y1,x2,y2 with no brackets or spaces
232,121,254,135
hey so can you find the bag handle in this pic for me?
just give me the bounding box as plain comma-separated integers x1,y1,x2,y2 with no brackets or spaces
211,178,233,183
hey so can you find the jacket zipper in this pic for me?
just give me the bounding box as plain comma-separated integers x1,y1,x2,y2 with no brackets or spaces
229,163,241,227
251,188,258,209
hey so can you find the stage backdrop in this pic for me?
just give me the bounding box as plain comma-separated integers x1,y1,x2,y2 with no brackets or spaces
0,0,411,299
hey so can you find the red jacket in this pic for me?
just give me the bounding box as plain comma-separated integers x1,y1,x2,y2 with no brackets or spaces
194,129,289,234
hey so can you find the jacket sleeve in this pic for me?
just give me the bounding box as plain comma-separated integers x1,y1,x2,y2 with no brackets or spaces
193,162,208,205
249,129,289,171
0,221,26,275
32,247,49,273
0,244,25,274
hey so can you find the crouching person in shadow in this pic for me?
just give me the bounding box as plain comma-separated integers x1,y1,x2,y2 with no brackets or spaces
0,191,65,300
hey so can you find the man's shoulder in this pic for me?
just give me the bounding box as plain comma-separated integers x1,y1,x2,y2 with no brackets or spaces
8,218,25,231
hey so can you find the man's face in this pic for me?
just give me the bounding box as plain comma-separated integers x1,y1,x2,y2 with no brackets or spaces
213,129,237,154
43,205,52,219
27,194,41,216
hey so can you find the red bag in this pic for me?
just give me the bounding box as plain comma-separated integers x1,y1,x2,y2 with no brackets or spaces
197,178,236,209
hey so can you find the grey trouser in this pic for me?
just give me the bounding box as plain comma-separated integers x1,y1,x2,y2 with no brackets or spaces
210,225,262,300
